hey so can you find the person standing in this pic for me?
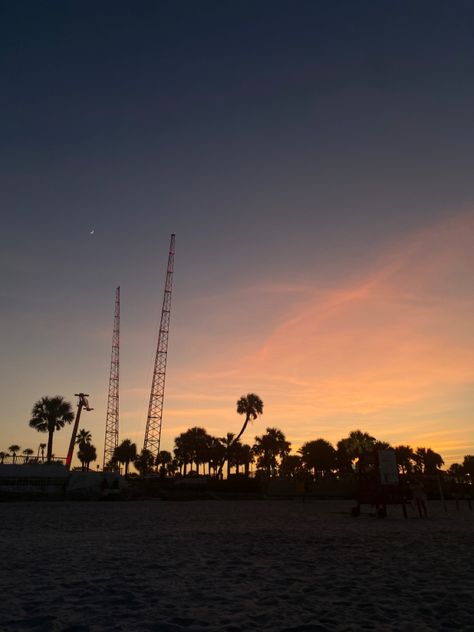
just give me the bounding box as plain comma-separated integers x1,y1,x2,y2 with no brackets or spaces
411,479,428,518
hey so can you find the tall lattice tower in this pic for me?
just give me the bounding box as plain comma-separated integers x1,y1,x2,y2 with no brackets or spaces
103,286,120,469
144,234,175,458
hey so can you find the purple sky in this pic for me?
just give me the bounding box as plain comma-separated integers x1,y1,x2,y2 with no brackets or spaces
1,2,474,465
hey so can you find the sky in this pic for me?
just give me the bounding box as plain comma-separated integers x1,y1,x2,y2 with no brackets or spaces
1,1,473,467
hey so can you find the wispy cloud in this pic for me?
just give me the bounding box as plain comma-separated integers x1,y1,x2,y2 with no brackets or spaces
159,212,474,463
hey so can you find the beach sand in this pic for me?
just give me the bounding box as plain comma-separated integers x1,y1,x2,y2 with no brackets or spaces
0,499,472,631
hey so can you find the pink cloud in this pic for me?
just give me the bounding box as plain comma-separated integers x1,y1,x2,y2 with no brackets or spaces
163,212,474,464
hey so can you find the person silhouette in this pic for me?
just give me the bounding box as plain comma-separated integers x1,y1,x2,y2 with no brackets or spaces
410,478,428,518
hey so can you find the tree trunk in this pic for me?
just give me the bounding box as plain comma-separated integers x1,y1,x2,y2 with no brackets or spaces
47,429,54,463
234,413,250,444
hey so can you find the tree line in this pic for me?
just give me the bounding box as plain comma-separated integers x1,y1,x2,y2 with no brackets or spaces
2,392,473,480
107,426,474,481
106,394,474,481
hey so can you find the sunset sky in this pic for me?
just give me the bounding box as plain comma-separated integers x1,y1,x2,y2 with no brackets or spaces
1,2,473,466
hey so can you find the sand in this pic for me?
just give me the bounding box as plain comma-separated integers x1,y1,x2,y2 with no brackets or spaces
0,499,472,631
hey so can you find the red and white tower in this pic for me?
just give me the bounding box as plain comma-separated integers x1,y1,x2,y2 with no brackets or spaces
143,234,175,458
103,286,120,469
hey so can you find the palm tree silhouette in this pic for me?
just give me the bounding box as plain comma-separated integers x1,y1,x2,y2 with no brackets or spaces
220,432,236,479
173,428,212,475
337,430,377,473
253,427,290,477
237,443,254,477
28,396,74,463
188,427,211,474
134,448,155,476
463,455,474,478
8,445,20,465
231,440,250,476
76,429,92,447
156,450,172,475
448,463,464,478
36,443,46,461
174,433,192,476
77,443,97,471
280,454,302,478
394,445,415,475
235,394,264,443
113,439,137,475
414,447,444,474
22,448,34,463
75,429,93,469
299,439,336,479
217,393,263,478
208,436,226,477
0,451,7,464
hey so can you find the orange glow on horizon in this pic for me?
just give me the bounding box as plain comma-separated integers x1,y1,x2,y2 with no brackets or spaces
153,212,474,465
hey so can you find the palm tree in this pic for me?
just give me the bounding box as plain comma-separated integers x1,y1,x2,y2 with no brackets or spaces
134,448,155,476
113,439,137,475
423,448,444,474
22,448,34,463
394,445,415,475
207,436,226,477
0,451,7,464
75,429,93,469
338,430,376,460
156,450,172,475
188,427,211,475
280,454,303,478
77,443,97,471
173,428,211,475
337,430,377,473
76,429,92,447
463,455,474,478
174,432,193,476
253,427,290,477
220,432,236,479
105,455,119,471
167,458,180,477
448,463,464,479
414,447,444,474
299,439,336,478
8,445,20,465
232,441,252,476
216,393,263,478
28,396,74,463
235,394,264,444
238,443,254,477
374,440,392,451
37,443,47,461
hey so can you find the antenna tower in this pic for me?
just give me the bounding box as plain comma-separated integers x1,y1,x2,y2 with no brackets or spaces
103,286,120,469
144,234,176,458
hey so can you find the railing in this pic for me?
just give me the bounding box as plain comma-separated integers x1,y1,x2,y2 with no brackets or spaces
0,455,67,466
